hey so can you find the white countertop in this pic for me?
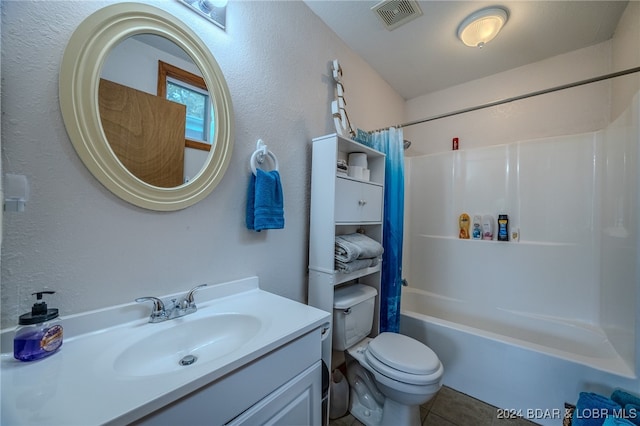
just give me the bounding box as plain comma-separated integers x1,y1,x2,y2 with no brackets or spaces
0,277,330,425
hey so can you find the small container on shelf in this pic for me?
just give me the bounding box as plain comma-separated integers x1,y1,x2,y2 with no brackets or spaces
472,215,482,239
482,215,494,240
497,214,509,241
458,213,470,239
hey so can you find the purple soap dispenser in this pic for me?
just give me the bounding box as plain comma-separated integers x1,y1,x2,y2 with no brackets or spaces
14,291,63,362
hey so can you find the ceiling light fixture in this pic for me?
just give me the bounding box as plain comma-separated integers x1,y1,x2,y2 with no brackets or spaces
176,0,227,30
457,7,508,48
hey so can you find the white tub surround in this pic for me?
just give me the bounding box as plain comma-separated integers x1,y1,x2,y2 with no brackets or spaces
0,277,330,426
402,92,639,425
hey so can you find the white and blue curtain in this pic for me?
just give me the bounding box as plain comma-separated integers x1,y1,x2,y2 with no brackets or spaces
366,127,405,333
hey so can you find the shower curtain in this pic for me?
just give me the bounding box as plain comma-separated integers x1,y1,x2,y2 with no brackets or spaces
367,127,405,333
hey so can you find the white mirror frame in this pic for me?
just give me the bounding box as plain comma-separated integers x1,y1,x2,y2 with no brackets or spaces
59,2,234,211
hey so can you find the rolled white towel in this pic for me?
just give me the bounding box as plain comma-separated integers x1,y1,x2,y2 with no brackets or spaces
335,233,384,263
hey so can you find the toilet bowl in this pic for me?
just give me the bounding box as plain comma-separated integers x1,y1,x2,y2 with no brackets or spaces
347,334,443,426
332,284,444,426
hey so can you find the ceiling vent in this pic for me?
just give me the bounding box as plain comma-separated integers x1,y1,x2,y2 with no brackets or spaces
371,0,423,31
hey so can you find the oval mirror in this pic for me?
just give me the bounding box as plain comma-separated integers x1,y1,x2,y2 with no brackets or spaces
59,3,234,211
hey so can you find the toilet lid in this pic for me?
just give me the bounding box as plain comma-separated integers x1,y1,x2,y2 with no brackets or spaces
367,333,441,376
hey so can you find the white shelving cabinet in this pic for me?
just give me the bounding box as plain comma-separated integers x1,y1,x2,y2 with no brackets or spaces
308,133,385,371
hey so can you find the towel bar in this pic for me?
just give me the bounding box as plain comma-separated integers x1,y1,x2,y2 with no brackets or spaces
250,139,279,175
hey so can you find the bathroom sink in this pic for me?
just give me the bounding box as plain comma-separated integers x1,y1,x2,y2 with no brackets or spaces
1,277,331,426
113,313,262,376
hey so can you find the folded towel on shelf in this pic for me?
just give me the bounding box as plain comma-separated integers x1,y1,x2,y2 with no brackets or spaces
573,392,622,426
335,233,384,263
246,169,284,231
335,258,378,274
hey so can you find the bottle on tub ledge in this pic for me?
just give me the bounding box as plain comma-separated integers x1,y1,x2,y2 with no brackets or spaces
14,291,63,362
497,214,510,241
458,213,470,239
472,215,482,240
482,215,494,240
511,226,520,242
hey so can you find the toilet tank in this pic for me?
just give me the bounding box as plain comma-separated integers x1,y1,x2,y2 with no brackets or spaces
332,284,378,351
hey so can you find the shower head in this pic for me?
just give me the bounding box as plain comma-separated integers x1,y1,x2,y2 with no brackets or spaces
403,140,412,150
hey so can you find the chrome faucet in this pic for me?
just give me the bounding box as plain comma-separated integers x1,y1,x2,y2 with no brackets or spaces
136,284,208,323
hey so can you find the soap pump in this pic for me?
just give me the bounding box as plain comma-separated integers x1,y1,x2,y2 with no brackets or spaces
14,291,63,362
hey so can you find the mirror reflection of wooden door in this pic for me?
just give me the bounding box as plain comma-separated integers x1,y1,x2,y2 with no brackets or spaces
98,78,185,188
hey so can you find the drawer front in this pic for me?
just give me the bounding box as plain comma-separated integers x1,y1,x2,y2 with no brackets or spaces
335,178,383,223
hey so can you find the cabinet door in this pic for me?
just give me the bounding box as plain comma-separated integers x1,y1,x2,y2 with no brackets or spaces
132,331,321,426
335,178,383,223
227,362,322,426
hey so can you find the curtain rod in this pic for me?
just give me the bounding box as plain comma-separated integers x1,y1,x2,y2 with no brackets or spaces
370,66,640,133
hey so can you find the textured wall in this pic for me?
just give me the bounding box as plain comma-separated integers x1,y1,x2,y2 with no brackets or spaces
0,0,405,329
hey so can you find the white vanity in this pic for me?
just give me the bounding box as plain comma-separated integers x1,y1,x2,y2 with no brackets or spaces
0,277,330,425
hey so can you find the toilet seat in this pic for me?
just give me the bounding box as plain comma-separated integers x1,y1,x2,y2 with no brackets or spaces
365,333,441,385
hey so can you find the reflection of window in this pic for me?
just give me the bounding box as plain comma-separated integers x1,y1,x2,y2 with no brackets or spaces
157,61,214,152
166,78,212,142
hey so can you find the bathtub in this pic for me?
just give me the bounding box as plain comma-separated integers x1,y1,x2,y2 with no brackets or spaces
400,286,637,426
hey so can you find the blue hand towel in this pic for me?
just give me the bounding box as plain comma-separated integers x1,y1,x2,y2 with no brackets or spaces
613,391,640,410
625,404,640,426
246,173,257,230
603,417,635,426
246,169,284,231
573,392,622,426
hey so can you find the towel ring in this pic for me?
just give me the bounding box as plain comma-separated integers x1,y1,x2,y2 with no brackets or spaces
250,139,279,175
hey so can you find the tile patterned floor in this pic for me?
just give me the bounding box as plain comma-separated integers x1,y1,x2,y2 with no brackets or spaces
329,386,539,426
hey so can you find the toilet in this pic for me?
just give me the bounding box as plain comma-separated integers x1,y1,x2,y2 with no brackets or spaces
333,284,443,426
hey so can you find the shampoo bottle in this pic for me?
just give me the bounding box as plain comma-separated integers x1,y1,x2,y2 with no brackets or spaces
472,215,482,239
14,291,63,362
458,213,470,239
498,214,510,241
482,215,494,240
